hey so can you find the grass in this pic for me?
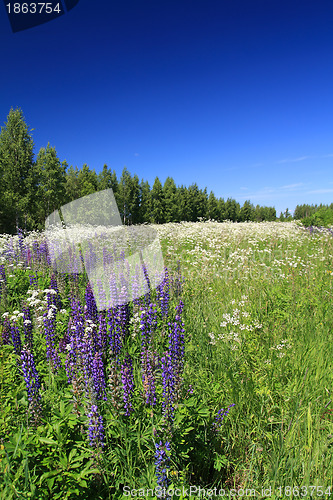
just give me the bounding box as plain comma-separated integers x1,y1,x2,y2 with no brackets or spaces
1,220,333,498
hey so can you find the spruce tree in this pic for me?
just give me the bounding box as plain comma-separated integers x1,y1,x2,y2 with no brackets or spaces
117,167,133,224
176,185,188,222
35,143,67,220
163,177,178,222
139,180,152,223
65,165,81,203
97,164,118,195
151,177,165,224
240,200,255,222
207,191,219,220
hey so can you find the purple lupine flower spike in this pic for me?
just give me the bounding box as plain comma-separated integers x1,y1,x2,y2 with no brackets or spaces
0,264,6,305
85,282,98,323
29,273,38,289
92,351,107,401
87,404,105,449
21,347,42,425
23,305,33,349
161,352,175,422
43,308,62,373
121,354,135,416
50,274,62,310
155,440,171,493
1,317,11,345
107,307,123,359
140,304,158,405
213,403,235,431
11,319,22,355
97,313,108,355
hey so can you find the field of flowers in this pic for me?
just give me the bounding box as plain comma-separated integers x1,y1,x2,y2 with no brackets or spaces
0,221,333,499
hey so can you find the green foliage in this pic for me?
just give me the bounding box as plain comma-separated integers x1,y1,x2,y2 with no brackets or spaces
78,164,98,198
35,143,67,221
151,177,165,223
300,206,333,227
0,107,37,233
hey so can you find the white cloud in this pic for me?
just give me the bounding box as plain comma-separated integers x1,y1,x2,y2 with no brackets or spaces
276,156,310,164
306,189,333,194
281,183,305,189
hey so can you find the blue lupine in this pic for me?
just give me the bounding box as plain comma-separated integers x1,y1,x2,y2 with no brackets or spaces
142,349,157,406
213,404,235,431
0,264,6,304
1,317,10,345
17,227,26,260
157,268,170,318
155,440,171,492
140,304,158,405
65,299,85,383
81,328,95,393
96,278,107,311
141,262,151,305
85,282,98,323
43,308,62,373
50,274,62,310
87,404,105,449
97,313,108,355
20,347,42,424
168,300,185,398
11,320,22,355
23,305,33,349
92,351,107,401
107,307,123,359
121,354,135,416
0,264,6,282
161,352,175,421
29,273,38,289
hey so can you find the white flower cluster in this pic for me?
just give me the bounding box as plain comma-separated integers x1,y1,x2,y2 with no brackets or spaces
2,310,24,322
129,311,142,338
26,288,59,325
85,319,97,334
208,296,263,350
270,339,292,358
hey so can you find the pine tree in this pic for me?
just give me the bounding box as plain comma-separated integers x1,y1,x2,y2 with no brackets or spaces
0,107,37,233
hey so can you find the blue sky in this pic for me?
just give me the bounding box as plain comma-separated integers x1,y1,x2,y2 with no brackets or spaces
1,0,333,216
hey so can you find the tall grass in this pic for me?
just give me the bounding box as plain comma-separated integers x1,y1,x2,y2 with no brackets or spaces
0,221,332,498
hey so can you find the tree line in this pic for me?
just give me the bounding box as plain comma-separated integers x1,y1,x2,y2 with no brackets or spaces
3,107,324,235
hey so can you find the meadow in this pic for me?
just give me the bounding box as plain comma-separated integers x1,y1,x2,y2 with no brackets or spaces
0,221,332,499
